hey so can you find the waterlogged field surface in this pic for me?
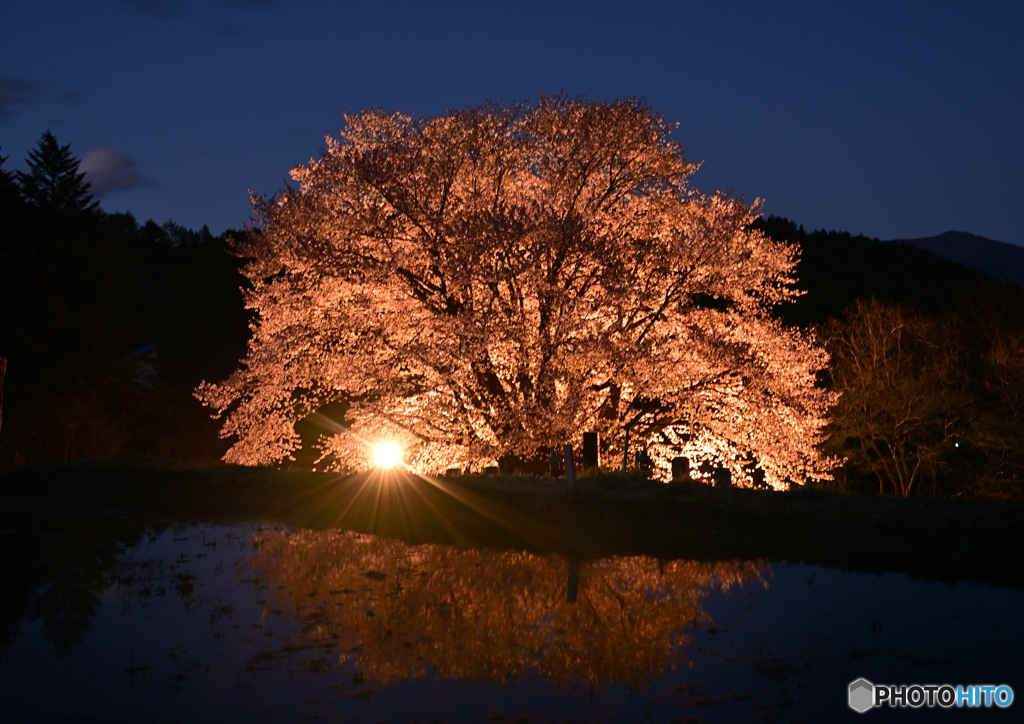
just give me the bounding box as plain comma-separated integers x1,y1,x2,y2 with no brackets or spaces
1,523,1020,723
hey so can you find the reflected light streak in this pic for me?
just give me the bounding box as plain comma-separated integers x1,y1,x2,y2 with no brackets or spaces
305,414,532,543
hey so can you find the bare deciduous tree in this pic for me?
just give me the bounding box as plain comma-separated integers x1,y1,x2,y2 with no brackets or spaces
824,299,968,496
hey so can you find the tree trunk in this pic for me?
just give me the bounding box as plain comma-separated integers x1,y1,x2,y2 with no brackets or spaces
0,356,7,440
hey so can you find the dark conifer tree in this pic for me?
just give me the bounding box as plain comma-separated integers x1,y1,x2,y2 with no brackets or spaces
15,131,99,213
0,147,20,212
0,147,14,187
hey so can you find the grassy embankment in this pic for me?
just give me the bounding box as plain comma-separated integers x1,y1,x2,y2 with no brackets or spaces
1,458,1021,589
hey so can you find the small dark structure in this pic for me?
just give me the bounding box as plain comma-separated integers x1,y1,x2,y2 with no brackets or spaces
547,450,561,476
713,467,732,488
744,461,767,488
671,456,690,481
582,432,600,468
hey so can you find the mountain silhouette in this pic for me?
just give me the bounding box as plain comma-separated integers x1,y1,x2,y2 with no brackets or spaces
888,231,1024,287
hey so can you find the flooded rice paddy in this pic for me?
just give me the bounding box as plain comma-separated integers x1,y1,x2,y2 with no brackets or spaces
1,521,1020,722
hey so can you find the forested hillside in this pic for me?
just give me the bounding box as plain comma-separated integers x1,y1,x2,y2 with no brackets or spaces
0,134,251,465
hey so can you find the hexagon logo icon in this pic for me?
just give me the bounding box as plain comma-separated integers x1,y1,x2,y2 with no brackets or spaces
849,678,875,713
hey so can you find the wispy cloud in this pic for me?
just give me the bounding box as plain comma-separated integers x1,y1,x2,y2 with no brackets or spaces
0,69,45,122
80,147,156,196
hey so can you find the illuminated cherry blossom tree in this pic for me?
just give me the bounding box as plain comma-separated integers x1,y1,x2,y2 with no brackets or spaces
197,97,837,487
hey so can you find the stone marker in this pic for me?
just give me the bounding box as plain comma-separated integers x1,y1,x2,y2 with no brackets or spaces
671,456,690,481
563,444,576,487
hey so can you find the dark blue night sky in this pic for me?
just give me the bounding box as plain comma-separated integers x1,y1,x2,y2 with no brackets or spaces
3,0,1021,245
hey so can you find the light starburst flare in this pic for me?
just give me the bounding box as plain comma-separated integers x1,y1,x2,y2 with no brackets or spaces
371,441,404,469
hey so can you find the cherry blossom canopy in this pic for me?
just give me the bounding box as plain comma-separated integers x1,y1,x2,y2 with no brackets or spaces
197,97,837,487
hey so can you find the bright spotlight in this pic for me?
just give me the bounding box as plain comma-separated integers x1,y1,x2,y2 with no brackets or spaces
372,441,403,469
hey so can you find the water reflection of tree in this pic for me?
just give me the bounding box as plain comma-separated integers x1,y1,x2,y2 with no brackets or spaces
246,529,767,687
28,565,111,658
0,529,124,658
